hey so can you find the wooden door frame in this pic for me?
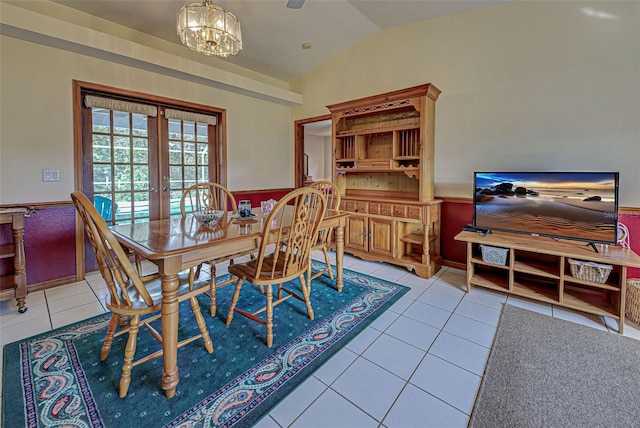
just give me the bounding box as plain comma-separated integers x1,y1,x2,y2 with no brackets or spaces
294,114,332,188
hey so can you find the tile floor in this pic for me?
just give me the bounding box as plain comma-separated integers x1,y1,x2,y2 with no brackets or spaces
1,252,639,427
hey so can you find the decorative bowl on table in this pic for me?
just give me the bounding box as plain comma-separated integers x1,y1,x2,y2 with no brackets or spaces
193,210,224,228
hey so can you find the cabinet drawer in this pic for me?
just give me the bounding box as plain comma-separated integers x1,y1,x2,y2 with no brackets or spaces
342,200,357,212
342,200,369,213
355,201,368,213
407,206,422,220
393,205,408,218
368,203,381,215
356,159,391,170
380,203,393,216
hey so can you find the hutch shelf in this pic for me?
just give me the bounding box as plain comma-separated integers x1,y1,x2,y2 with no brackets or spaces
327,84,442,278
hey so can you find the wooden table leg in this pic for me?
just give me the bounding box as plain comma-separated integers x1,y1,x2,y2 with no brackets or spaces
159,258,181,398
335,222,345,292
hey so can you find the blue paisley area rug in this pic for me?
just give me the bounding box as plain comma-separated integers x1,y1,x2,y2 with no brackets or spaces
2,263,408,428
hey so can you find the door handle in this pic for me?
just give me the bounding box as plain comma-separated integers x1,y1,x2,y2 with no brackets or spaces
163,187,168,192
150,188,158,192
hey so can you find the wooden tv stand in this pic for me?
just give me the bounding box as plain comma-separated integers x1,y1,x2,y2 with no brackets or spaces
455,231,640,334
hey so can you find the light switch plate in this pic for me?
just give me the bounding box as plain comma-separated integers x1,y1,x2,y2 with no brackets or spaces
42,169,60,182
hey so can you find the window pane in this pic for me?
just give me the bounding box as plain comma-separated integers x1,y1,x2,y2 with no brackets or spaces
170,190,183,216
114,165,131,191
133,191,150,218
114,193,132,218
183,121,195,141
133,138,149,163
169,141,182,164
92,108,111,133
170,165,183,189
184,166,196,182
184,142,196,165
114,136,131,163
113,111,130,135
168,118,181,139
196,123,208,142
93,164,112,192
132,114,148,137
133,165,149,191
93,135,111,162
198,166,209,182
197,143,209,173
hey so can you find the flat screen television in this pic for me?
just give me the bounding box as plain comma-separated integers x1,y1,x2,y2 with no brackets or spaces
473,172,619,245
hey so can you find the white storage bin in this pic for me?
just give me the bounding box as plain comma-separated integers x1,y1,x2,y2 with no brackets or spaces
480,245,508,265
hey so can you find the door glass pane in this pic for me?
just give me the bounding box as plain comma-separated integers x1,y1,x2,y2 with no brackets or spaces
183,121,195,141
92,108,110,132
93,164,112,192
132,114,148,137
168,141,182,164
114,136,132,163
133,165,149,190
92,135,111,162
133,138,149,163
113,111,130,135
114,164,132,191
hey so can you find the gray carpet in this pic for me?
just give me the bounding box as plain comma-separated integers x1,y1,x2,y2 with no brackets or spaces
469,304,640,428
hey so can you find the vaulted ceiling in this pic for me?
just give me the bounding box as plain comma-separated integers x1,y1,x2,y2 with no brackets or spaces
50,0,515,82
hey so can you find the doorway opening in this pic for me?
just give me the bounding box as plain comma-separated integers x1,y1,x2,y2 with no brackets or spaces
294,115,332,188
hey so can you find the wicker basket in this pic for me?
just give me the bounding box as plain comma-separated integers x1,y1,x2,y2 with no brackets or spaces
567,258,612,284
626,279,640,326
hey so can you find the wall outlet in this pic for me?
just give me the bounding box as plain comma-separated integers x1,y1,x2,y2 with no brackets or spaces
42,169,60,182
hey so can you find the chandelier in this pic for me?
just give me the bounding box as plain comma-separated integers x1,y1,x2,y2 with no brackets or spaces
177,0,242,57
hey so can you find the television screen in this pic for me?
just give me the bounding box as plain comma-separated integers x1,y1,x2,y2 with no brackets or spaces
473,172,619,244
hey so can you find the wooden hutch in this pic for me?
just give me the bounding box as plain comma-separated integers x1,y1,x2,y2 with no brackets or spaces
327,84,442,278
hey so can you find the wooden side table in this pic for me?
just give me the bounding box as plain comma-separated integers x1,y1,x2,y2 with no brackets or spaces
0,208,28,313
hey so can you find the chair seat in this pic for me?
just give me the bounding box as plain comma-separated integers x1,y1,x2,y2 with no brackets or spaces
228,251,289,282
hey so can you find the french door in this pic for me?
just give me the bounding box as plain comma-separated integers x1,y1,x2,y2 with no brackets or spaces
74,81,227,272
76,83,225,224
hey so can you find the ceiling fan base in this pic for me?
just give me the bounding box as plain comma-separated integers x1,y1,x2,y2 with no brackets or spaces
286,0,305,9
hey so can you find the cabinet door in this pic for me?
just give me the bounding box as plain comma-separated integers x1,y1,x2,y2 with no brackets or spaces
345,215,368,251
369,218,396,257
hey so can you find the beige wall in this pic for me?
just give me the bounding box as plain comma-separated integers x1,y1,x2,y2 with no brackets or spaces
0,36,293,203
0,2,297,204
291,1,640,206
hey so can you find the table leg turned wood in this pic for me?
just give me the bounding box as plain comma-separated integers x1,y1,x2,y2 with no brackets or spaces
335,223,345,292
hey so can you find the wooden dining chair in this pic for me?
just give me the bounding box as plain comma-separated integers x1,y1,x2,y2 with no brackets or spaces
307,180,341,281
180,182,254,317
225,187,327,347
71,191,214,398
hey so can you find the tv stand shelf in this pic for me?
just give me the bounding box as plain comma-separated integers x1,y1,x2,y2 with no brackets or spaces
455,231,640,334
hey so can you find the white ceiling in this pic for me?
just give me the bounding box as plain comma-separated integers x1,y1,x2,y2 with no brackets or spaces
51,0,515,83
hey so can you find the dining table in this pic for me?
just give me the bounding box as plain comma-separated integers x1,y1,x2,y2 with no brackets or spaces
110,207,348,398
